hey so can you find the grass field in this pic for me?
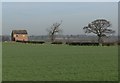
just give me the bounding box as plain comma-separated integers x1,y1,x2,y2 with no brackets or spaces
2,42,118,81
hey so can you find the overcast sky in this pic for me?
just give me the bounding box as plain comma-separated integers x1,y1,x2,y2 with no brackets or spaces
1,0,119,2
2,2,118,35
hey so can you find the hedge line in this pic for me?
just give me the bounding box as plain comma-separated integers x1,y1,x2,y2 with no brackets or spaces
16,40,45,44
66,42,99,46
16,40,119,46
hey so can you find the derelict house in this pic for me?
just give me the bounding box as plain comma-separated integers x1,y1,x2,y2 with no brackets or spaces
11,30,28,41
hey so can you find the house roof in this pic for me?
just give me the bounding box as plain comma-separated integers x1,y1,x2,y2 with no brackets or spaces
12,30,28,34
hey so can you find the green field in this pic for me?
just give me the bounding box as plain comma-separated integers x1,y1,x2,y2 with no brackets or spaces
2,42,118,81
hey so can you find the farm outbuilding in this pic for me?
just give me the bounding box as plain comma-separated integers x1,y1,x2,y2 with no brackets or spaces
11,30,28,41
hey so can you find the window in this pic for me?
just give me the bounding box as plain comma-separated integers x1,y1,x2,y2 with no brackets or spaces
16,35,18,37
14,34,18,37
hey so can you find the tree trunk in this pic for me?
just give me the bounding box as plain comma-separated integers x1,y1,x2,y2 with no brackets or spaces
51,35,55,43
98,36,102,46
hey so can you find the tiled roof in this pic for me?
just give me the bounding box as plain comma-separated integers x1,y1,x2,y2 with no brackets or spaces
12,30,28,34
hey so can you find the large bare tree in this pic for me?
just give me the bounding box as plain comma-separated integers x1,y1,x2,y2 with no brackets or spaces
83,19,115,45
47,21,62,42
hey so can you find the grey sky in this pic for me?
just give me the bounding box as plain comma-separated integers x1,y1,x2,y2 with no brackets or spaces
1,0,119,2
2,2,118,35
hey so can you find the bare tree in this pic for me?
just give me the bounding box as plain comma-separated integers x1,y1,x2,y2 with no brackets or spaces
47,21,62,42
83,19,115,45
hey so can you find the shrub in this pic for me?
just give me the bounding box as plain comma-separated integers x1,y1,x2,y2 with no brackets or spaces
66,42,99,46
102,43,115,46
16,40,45,44
51,42,63,44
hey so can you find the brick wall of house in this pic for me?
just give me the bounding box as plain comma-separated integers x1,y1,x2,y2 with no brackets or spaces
14,34,28,41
